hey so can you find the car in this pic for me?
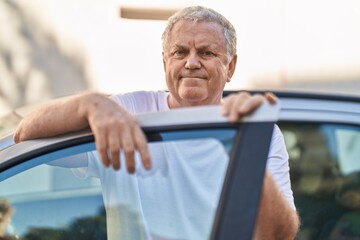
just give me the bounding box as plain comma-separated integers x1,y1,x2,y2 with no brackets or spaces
0,90,360,240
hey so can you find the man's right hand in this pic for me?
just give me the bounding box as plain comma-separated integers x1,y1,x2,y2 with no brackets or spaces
85,94,151,172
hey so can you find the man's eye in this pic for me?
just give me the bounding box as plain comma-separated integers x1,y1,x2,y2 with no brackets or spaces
200,51,214,56
174,50,187,56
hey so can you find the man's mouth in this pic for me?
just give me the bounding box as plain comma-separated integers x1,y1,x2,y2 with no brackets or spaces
180,75,207,80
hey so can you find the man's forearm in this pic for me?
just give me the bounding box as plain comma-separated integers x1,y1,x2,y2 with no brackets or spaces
254,171,300,240
14,91,106,142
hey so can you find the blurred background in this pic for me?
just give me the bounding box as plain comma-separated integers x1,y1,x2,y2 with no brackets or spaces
1,0,360,134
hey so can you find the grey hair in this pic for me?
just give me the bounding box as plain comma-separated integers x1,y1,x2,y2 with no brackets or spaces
162,6,237,62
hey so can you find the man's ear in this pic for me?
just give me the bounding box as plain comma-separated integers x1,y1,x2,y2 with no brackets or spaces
162,52,166,72
227,54,237,82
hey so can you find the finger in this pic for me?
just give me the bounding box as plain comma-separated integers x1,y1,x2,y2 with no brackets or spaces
264,92,278,104
108,132,121,170
223,92,251,122
221,95,234,116
133,127,151,169
222,93,247,118
228,93,252,122
236,94,264,116
121,131,136,174
94,132,111,168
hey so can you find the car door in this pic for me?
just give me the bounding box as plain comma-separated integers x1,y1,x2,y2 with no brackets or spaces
0,104,279,240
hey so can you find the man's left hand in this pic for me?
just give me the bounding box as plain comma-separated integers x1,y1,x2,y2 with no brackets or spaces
221,92,278,122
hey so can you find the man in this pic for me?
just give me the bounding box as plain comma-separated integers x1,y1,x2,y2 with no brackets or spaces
14,6,299,239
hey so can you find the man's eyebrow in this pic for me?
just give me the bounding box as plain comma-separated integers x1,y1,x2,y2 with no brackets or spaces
171,44,217,51
173,44,187,49
197,45,211,50
197,45,218,52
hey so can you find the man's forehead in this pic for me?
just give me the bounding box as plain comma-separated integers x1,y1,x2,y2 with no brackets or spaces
171,19,223,33
169,20,226,48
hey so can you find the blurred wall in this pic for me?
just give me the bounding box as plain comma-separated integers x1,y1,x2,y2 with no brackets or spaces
0,0,92,117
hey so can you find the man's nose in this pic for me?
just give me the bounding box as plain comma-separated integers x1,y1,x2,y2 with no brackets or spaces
185,54,201,69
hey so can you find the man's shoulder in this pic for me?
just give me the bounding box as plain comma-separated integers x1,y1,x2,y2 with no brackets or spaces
112,90,167,99
112,90,169,113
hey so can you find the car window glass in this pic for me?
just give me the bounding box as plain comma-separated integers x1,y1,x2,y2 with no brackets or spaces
0,128,236,240
335,128,360,175
0,155,104,240
280,122,360,240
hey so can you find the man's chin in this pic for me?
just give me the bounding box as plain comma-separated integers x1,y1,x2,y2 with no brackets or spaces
177,88,210,105
180,96,208,106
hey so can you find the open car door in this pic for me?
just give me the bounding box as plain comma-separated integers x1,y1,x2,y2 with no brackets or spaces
0,103,279,240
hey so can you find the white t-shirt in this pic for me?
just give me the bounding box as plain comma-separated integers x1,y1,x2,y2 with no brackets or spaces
76,90,294,240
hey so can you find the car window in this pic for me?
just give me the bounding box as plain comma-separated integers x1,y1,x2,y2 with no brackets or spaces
0,128,236,240
280,122,360,240
0,145,105,240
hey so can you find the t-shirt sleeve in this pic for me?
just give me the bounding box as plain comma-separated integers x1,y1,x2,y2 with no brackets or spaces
71,151,101,179
110,90,169,114
266,124,296,210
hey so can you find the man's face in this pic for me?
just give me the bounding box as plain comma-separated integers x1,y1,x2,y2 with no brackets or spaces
163,20,237,108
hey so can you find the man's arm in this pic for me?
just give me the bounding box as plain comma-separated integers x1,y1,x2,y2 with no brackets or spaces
14,92,93,141
254,172,300,239
14,91,151,173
